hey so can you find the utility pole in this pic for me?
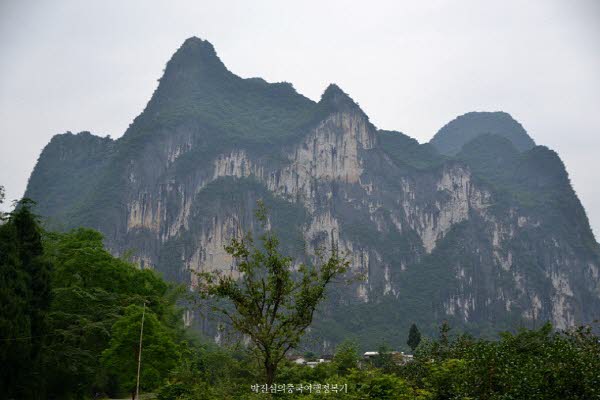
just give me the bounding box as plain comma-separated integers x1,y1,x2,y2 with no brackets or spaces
135,301,146,400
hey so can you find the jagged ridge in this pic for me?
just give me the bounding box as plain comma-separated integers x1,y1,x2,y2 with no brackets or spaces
25,38,600,350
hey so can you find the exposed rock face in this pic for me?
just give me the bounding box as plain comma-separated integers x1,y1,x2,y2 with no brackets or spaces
26,37,600,347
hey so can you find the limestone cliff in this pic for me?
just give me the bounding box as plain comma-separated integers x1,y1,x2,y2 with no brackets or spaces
26,37,600,348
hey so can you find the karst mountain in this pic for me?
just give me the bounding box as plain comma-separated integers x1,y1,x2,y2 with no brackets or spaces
26,37,600,348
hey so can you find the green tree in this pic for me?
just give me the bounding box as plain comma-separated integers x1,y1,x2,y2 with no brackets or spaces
429,320,453,361
400,322,600,400
42,228,184,399
407,323,421,352
0,199,53,399
101,304,180,399
348,368,424,400
0,203,32,399
424,358,469,399
371,343,397,374
333,339,360,375
196,201,350,385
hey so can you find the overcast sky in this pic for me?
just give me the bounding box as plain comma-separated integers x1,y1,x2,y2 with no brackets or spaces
1,0,599,237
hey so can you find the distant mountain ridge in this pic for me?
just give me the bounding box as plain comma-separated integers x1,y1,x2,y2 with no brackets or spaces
431,111,536,155
26,37,600,350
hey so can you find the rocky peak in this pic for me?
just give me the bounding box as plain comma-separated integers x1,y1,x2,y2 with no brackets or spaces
319,83,364,114
181,36,214,51
164,36,229,79
124,37,317,142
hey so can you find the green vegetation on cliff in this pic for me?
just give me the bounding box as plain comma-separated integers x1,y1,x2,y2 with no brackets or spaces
22,37,600,363
430,111,536,155
378,130,443,170
126,37,319,144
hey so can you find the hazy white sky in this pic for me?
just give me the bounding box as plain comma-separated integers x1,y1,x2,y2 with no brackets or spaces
1,0,599,237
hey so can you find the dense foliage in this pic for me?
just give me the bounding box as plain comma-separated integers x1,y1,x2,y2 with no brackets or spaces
378,130,443,170
0,200,52,399
404,322,600,399
0,201,187,399
101,304,180,397
155,321,600,400
25,132,114,226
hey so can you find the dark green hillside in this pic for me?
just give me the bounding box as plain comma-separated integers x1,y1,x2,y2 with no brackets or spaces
124,37,319,144
457,134,596,250
455,133,520,186
430,111,536,155
25,132,114,227
378,129,443,170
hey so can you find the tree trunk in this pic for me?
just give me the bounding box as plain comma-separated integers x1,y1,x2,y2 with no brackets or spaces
265,360,276,386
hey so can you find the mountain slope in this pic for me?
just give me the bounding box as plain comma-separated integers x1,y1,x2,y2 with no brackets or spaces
26,37,600,349
430,111,536,156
